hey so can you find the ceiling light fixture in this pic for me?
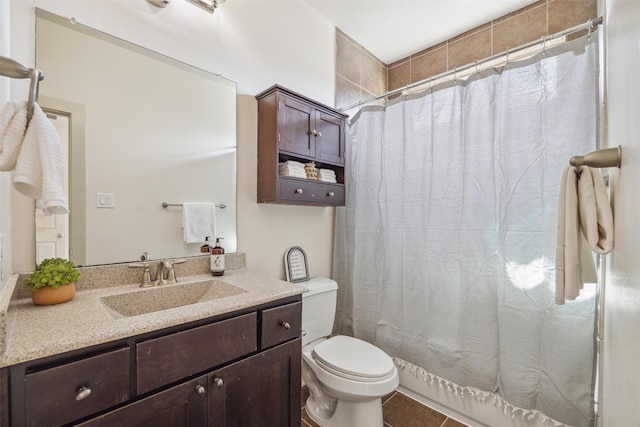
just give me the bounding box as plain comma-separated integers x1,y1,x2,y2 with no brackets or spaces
185,0,225,13
147,0,171,8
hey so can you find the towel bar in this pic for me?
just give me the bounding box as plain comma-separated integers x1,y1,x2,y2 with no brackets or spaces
0,56,44,122
569,146,621,168
162,202,227,209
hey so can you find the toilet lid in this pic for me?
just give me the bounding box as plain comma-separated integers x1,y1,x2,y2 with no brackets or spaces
311,335,395,381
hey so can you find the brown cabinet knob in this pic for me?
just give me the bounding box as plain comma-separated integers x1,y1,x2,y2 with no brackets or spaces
196,385,206,395
75,385,92,401
213,378,224,388
280,321,291,330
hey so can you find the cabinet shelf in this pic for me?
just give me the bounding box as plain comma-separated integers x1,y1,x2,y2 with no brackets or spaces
257,85,348,206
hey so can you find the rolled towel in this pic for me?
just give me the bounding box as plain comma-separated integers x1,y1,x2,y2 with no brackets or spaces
0,101,28,171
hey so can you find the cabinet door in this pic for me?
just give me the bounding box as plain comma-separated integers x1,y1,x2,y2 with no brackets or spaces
315,111,345,165
76,377,207,427
208,339,301,427
279,96,315,158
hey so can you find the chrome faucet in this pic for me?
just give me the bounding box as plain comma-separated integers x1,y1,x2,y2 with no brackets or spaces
129,258,187,287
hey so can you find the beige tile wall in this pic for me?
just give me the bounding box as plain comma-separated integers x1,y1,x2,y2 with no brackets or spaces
335,0,597,110
335,29,388,111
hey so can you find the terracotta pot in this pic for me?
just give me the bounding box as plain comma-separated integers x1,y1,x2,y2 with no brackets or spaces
31,283,76,306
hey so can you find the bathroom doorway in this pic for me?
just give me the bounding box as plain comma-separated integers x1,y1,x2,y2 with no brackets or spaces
34,110,69,262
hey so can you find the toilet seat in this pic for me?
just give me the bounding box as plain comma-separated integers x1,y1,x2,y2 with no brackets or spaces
311,335,395,382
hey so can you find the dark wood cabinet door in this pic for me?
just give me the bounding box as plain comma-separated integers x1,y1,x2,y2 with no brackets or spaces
279,96,315,158
315,111,345,166
76,377,208,427
208,339,301,427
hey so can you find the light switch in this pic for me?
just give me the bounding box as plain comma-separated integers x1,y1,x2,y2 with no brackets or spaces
96,193,115,208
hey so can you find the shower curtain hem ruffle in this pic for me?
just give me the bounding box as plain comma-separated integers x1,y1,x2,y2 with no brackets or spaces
394,358,573,427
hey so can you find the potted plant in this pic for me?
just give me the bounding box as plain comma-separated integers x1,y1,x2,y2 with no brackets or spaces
25,258,81,306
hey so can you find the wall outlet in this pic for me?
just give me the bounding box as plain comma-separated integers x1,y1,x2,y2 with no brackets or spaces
96,193,115,209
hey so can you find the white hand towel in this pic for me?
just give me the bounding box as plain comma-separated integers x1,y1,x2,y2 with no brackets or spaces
0,101,28,171
13,103,69,215
182,202,216,244
555,166,612,304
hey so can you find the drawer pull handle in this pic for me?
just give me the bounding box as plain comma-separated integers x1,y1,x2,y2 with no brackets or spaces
76,386,92,401
214,377,224,388
317,131,322,137
196,385,206,395
327,192,335,197
295,188,303,194
281,321,291,330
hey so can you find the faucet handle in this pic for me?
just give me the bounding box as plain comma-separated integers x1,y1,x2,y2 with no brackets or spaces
164,259,186,284
129,262,154,287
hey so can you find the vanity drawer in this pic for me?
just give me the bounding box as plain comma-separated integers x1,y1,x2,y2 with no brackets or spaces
261,302,302,350
278,177,345,206
25,347,130,426
137,312,257,395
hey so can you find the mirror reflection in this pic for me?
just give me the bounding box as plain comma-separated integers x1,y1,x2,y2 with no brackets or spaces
34,9,237,266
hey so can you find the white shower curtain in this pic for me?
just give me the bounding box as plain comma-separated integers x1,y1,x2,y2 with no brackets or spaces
334,37,598,427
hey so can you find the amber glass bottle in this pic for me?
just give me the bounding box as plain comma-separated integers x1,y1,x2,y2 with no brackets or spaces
200,236,211,253
210,238,225,276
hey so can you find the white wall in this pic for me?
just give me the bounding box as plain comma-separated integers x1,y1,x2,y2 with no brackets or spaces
4,0,337,280
0,1,12,285
601,0,640,424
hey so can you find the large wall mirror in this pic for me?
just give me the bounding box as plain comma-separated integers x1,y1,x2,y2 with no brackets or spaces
34,9,237,266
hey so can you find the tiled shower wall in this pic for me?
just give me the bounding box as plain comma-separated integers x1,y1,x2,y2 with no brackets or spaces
335,0,597,111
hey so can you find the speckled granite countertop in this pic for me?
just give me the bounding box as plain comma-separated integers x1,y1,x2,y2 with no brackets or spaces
0,254,306,367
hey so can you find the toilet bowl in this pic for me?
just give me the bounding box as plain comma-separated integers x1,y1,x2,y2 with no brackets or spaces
301,278,399,427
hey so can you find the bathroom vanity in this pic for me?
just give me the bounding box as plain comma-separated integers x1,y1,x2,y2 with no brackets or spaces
0,255,305,426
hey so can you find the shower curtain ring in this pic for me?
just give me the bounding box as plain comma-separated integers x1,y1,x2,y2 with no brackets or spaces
475,60,479,75
587,20,592,40
453,67,457,82
429,78,433,93
505,49,510,67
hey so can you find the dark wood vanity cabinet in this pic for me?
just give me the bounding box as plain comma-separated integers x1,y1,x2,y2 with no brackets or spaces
2,297,302,427
208,340,301,427
256,85,348,206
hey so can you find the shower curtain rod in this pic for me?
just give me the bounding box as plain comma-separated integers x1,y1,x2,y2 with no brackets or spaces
340,16,603,112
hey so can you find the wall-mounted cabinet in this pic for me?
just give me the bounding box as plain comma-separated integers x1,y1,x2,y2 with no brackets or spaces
256,85,348,206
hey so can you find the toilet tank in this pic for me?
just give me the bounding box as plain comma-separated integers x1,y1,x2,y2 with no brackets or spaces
301,277,338,346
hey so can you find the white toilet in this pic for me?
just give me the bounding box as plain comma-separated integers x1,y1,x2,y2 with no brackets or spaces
301,277,399,427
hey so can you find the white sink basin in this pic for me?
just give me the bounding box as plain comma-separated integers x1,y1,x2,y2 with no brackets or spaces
100,280,246,318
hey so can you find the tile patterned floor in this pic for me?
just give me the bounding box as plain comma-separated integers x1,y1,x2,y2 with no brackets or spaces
301,386,468,427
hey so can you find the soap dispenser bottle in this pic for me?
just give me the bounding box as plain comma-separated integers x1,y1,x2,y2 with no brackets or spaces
200,236,211,253
210,238,225,276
